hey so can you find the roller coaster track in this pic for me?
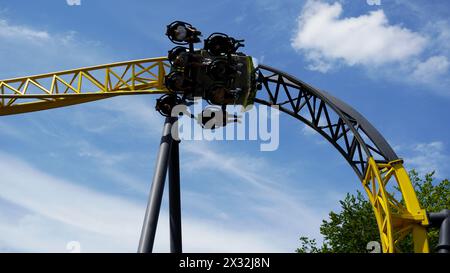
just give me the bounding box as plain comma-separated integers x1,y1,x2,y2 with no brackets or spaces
255,65,429,253
0,57,430,253
0,57,169,116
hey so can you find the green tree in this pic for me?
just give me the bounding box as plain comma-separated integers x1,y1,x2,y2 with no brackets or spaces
296,170,450,253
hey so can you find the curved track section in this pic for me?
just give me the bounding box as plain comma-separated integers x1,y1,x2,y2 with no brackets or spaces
255,65,430,253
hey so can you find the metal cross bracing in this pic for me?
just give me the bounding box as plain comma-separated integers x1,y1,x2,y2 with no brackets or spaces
255,65,429,253
0,57,170,116
255,65,397,179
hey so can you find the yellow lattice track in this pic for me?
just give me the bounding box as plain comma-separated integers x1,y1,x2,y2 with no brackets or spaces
0,57,170,116
363,158,429,252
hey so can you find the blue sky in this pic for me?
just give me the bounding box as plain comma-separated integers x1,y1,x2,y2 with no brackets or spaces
0,0,449,252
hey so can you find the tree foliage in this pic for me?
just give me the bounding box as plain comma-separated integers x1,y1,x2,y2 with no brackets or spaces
296,170,450,253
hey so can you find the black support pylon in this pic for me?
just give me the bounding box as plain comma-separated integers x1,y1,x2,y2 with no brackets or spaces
138,116,182,253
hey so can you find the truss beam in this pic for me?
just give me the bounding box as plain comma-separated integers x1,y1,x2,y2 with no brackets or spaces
0,57,170,116
255,65,429,252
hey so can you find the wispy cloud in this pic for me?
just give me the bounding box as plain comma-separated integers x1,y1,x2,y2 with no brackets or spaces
0,151,281,252
76,140,129,166
404,141,449,178
0,109,330,252
69,96,164,137
0,16,112,78
181,141,331,244
61,100,332,250
411,56,449,85
0,19,49,41
61,102,336,248
0,120,29,141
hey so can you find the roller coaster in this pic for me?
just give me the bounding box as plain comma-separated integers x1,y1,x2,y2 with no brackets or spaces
0,21,448,253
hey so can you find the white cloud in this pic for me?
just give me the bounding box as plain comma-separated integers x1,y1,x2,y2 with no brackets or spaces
0,19,49,41
405,141,448,177
0,17,111,78
291,1,427,72
0,152,142,238
412,55,450,84
422,20,450,56
290,1,450,93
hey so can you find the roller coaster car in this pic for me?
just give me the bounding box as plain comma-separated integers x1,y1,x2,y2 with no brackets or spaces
165,23,257,108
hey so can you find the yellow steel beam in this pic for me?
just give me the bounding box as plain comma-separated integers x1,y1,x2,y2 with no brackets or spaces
363,157,430,253
0,57,171,116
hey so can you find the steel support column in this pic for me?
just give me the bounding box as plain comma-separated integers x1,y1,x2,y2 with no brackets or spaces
138,117,176,253
169,137,182,253
429,209,450,253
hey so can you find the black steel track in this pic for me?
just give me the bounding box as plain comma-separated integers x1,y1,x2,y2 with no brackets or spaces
255,65,399,179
